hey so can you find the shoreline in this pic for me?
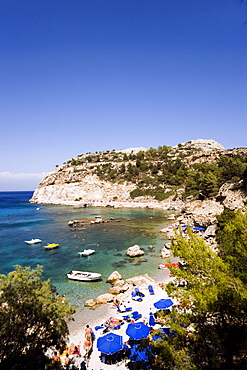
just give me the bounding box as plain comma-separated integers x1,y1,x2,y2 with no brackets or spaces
30,197,183,212
67,267,171,339
66,273,173,369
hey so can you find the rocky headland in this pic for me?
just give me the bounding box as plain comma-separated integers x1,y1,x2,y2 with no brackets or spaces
30,139,247,229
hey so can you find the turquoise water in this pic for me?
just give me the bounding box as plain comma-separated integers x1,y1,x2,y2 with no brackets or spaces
0,191,172,330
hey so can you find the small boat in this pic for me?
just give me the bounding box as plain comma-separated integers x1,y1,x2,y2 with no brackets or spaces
66,270,101,281
43,243,59,250
25,238,42,244
78,249,95,256
158,263,179,269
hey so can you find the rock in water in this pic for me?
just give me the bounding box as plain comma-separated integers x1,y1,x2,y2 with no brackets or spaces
126,245,145,257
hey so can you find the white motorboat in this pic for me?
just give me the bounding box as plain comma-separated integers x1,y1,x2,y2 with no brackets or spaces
78,249,95,256
25,238,42,244
66,270,101,281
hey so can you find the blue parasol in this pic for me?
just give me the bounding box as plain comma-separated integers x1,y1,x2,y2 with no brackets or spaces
97,333,123,354
154,298,174,309
126,322,150,340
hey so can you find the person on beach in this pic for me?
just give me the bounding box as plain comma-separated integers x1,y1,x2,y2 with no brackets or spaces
85,324,92,338
64,353,72,369
61,295,66,303
52,351,61,369
83,336,92,360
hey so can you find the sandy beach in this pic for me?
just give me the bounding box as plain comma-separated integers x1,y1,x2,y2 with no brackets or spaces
64,275,172,369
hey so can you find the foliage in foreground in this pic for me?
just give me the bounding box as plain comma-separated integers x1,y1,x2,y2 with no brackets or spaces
0,265,75,370
162,225,247,369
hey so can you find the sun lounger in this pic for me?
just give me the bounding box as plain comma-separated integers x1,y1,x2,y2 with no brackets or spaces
134,287,145,297
123,311,142,321
116,305,132,313
148,285,155,295
131,291,143,301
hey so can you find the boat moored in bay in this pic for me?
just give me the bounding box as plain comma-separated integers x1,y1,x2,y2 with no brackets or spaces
66,270,101,281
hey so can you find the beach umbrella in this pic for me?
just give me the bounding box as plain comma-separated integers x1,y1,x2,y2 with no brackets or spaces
149,312,156,326
154,298,174,309
126,322,150,340
97,333,123,354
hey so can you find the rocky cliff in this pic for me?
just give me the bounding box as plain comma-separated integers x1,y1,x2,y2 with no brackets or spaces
30,140,247,218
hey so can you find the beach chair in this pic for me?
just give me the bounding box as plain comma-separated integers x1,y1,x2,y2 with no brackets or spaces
131,311,142,320
148,285,155,295
131,291,143,302
123,311,142,321
134,287,145,297
116,305,132,313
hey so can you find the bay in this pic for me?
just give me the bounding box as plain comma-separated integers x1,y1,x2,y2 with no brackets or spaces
0,191,172,331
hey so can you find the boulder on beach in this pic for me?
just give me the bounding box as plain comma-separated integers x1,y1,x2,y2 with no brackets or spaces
114,279,125,288
107,271,122,284
109,285,123,295
126,244,144,257
95,293,115,304
84,299,96,307
126,274,155,287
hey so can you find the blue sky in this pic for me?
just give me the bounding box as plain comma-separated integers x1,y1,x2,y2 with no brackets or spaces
0,0,246,190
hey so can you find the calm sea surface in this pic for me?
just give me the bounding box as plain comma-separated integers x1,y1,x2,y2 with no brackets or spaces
0,191,172,331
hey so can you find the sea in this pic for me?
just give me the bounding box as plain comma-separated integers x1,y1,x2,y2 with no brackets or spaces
0,191,172,334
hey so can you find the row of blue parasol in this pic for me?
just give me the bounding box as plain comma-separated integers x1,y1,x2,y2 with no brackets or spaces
97,298,174,354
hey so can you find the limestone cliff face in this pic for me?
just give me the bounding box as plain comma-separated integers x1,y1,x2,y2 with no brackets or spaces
30,141,247,210
30,170,136,205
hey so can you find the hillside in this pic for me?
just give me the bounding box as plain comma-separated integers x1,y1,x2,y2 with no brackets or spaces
30,139,247,220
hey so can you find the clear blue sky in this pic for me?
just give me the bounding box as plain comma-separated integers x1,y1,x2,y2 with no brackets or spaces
1,0,246,190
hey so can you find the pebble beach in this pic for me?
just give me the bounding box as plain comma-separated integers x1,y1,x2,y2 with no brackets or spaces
66,276,173,370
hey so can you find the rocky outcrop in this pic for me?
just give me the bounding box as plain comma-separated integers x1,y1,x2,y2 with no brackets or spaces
30,173,136,205
95,293,115,305
218,182,247,210
179,199,224,227
126,245,145,257
174,139,224,152
84,273,156,308
107,271,122,284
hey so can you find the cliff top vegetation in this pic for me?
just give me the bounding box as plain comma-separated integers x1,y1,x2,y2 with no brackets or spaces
55,139,247,202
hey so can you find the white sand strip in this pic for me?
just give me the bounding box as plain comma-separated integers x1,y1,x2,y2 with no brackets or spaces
69,282,170,369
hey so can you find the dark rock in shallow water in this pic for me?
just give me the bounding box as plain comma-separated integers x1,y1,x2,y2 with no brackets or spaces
138,258,148,263
114,253,122,257
133,261,142,266
112,260,127,268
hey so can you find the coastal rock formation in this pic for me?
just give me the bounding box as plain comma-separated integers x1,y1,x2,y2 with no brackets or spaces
179,199,224,227
84,299,96,308
125,274,155,287
107,271,122,284
161,245,171,259
109,285,124,295
126,245,144,257
30,173,136,205
95,293,115,304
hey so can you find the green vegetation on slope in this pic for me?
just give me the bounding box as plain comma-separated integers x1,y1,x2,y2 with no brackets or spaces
65,143,247,201
149,210,247,369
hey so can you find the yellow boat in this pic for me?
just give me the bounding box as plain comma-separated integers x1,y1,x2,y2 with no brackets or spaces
43,243,59,250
